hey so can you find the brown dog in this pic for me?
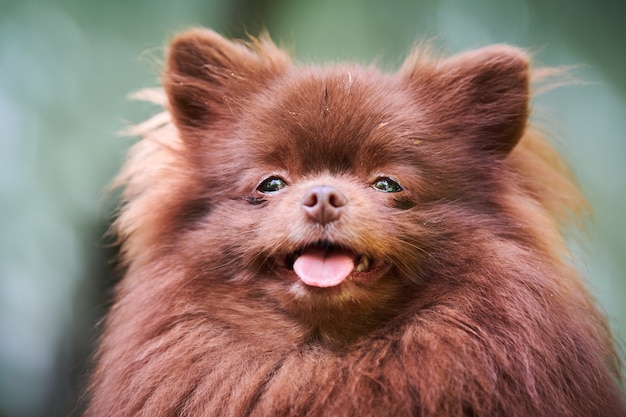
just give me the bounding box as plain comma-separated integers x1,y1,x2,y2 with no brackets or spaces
87,29,625,416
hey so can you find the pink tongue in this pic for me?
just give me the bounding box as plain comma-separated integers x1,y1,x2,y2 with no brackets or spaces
293,248,354,287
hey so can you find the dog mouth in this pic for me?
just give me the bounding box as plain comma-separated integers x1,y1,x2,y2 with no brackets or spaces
281,241,376,288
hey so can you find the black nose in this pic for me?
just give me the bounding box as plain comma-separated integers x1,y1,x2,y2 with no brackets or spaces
301,185,348,225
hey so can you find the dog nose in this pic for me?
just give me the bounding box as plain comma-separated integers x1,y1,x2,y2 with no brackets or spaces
301,185,347,225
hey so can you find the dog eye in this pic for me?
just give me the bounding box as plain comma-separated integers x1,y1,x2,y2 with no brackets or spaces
372,177,403,193
257,177,288,193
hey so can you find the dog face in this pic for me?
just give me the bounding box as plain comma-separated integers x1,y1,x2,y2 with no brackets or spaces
159,31,528,339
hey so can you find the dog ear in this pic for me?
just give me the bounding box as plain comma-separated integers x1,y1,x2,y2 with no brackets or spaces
163,29,289,136
401,45,530,156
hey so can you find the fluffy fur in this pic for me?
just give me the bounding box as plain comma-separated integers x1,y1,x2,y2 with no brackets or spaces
87,29,625,416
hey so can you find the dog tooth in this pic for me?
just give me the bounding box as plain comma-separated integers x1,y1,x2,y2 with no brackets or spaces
356,255,370,272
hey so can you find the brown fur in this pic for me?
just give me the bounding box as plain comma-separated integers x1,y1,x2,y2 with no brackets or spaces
87,28,625,416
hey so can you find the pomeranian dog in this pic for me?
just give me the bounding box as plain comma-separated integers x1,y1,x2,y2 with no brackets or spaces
86,29,625,416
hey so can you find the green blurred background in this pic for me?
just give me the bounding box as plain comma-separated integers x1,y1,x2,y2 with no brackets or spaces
0,0,624,415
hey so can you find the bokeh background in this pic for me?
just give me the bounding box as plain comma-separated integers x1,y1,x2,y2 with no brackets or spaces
1,0,624,415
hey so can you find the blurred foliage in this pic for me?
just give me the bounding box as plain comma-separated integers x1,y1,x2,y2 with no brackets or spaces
0,0,624,415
